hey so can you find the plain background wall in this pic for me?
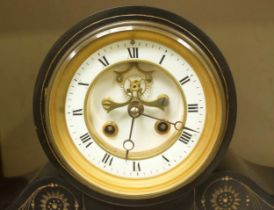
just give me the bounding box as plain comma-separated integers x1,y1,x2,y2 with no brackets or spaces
0,0,273,189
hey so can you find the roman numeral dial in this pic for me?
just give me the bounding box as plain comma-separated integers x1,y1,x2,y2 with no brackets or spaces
98,56,109,66
179,131,192,144
159,54,166,64
179,76,190,85
64,38,206,179
80,133,93,148
188,104,199,113
102,153,114,166
127,47,139,58
72,109,83,116
133,161,141,172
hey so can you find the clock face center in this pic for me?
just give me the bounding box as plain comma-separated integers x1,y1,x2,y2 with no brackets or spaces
84,60,187,160
128,100,144,118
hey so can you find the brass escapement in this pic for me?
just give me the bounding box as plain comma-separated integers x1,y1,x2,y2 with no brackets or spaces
102,62,169,113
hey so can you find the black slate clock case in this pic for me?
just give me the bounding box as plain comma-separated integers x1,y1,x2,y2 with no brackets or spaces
32,6,237,208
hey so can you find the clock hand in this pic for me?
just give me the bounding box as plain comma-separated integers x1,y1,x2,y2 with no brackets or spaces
141,113,181,129
123,117,135,160
123,100,144,160
141,112,199,132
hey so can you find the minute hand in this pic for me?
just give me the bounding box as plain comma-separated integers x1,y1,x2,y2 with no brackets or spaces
140,112,198,133
123,117,135,160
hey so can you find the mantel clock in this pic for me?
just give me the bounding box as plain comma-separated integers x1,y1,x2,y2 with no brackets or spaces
34,6,236,207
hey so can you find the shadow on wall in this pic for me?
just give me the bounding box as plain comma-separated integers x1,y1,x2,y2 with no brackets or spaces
218,149,274,195
1,113,47,178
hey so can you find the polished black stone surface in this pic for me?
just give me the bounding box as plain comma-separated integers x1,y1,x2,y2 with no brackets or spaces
8,167,274,210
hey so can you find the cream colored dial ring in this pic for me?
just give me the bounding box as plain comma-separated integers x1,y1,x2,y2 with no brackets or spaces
85,60,187,160
44,22,227,199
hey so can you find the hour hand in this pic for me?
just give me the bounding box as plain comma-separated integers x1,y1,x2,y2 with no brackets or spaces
138,94,169,110
102,98,131,112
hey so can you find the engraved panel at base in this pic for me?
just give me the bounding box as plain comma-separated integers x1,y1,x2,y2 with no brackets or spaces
11,177,82,210
195,172,274,210
10,171,274,209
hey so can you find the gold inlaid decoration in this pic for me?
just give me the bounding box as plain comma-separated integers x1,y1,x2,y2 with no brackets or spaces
18,182,80,210
40,191,69,210
210,185,241,210
198,174,274,209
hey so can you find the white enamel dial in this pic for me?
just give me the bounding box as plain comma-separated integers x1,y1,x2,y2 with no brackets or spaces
65,39,206,178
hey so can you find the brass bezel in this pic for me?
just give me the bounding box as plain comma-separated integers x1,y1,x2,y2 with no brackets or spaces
44,21,227,199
